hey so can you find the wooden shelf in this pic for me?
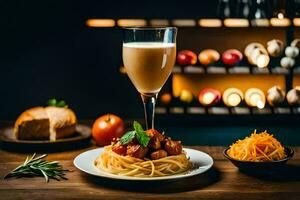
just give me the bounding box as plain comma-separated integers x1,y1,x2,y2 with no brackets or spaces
173,65,292,75
155,106,296,116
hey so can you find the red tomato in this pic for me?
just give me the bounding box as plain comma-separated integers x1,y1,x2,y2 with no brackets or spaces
92,114,125,146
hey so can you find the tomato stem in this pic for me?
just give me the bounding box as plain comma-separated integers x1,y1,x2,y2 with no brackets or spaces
106,113,111,123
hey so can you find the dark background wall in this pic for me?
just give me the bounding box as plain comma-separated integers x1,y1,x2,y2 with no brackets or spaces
0,0,221,120
2,1,300,146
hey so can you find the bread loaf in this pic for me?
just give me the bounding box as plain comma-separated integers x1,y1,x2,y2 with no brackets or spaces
14,106,77,141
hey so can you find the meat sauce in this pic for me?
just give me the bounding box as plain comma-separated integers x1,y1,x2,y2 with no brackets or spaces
112,129,183,160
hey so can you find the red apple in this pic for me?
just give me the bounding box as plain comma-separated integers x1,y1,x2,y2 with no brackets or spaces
221,49,243,66
198,88,221,106
198,49,220,66
177,50,197,65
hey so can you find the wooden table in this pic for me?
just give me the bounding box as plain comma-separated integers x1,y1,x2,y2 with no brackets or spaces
0,144,299,200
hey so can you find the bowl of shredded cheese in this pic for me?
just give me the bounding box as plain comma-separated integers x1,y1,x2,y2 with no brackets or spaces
223,130,294,173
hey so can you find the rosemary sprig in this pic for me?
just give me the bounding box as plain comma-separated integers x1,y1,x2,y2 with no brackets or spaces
4,153,69,182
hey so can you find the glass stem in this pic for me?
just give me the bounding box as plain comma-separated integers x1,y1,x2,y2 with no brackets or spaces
141,93,158,130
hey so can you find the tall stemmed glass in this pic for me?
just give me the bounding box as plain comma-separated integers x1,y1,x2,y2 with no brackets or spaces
122,27,177,129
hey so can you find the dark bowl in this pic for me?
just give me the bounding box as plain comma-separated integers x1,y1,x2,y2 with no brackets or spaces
223,146,294,174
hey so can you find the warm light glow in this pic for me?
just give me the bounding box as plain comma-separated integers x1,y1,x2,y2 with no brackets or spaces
251,19,270,27
198,19,222,27
86,19,115,27
245,88,266,108
277,13,284,19
249,93,262,107
256,54,270,68
150,19,169,26
257,100,265,109
172,19,196,27
223,88,243,107
270,18,291,27
117,19,147,27
224,18,249,27
203,92,215,104
249,93,265,108
294,18,300,26
119,66,126,74
227,93,241,107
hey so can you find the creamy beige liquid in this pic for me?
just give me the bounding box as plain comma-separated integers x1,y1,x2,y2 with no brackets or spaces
123,42,176,94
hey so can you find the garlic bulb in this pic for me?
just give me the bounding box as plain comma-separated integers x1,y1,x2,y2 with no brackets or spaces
267,39,284,57
267,86,285,106
287,87,300,105
285,46,299,58
280,57,295,68
291,39,300,49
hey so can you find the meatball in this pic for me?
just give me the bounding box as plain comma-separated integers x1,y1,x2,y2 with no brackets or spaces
150,150,168,160
146,129,165,149
146,129,165,141
148,137,161,149
165,140,182,155
126,144,148,159
112,142,127,155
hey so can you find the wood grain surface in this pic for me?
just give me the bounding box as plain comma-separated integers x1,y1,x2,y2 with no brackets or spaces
0,144,299,200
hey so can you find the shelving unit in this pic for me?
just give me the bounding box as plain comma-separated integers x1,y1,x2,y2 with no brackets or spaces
86,18,300,28
154,23,300,125
172,65,297,75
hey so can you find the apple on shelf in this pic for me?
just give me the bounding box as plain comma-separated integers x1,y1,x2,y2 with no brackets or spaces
221,49,243,66
198,88,221,106
198,49,220,66
177,50,197,66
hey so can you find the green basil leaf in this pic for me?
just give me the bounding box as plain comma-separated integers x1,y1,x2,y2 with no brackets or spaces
136,131,150,147
56,100,68,108
47,99,68,108
133,121,149,147
47,99,57,106
133,121,144,132
120,131,136,145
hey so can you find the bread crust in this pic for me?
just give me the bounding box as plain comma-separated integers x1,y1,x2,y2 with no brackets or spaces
14,106,77,141
45,106,77,141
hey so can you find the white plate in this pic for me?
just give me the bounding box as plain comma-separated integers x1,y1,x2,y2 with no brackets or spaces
74,148,214,181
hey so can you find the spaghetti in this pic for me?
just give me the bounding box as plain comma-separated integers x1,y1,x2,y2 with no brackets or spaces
227,130,286,162
94,146,192,177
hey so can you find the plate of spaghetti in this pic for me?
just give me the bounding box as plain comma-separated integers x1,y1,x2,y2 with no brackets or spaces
74,121,213,180
224,130,294,172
